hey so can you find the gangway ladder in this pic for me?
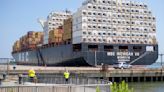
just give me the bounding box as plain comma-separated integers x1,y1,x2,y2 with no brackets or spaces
129,51,152,65
36,45,46,66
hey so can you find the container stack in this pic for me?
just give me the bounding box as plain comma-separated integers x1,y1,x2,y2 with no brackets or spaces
63,18,72,43
48,28,64,44
12,40,21,52
12,31,43,52
25,31,43,49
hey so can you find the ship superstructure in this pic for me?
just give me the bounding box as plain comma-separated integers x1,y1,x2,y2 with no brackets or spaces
73,0,157,44
39,11,72,44
12,0,158,66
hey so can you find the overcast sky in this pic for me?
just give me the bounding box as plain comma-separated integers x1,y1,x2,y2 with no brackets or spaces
0,0,164,62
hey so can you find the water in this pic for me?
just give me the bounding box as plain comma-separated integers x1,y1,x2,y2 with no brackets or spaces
146,62,164,69
129,82,164,92
132,62,164,92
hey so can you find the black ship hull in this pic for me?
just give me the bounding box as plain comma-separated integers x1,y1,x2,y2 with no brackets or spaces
12,43,158,66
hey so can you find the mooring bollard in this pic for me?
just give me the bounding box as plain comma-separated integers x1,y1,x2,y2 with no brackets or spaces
0,79,2,85
18,74,23,84
2,73,6,80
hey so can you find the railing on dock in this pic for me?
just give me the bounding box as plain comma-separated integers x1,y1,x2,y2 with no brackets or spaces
22,75,111,85
0,84,110,92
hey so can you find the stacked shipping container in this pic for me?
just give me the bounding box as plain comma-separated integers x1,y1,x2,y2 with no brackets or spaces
48,28,64,44
12,41,21,52
12,31,43,52
63,18,72,42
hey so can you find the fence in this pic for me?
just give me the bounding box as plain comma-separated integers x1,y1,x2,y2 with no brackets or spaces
0,84,110,92
22,75,111,85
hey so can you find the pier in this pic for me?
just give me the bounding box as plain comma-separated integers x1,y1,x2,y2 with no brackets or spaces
0,65,164,83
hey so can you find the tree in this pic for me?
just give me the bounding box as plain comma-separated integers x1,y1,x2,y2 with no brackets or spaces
110,81,134,92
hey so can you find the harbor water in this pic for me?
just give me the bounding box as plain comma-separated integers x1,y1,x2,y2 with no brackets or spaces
130,82,164,92
130,62,164,92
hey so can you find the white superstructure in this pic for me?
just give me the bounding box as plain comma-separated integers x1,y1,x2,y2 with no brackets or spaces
73,0,157,44
39,11,72,44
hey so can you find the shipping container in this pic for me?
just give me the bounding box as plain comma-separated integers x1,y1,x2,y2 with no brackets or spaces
63,18,72,41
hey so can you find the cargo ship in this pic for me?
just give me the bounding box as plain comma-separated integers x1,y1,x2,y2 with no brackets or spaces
12,0,158,66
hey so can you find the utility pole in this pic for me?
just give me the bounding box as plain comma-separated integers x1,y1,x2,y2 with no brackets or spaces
159,54,164,68
95,51,97,66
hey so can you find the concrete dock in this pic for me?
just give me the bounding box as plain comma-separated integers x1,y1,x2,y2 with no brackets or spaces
0,65,164,82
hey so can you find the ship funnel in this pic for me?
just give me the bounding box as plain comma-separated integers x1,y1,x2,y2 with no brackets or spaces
38,18,46,28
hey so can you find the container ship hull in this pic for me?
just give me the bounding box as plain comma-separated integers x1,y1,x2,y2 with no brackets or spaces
12,43,158,66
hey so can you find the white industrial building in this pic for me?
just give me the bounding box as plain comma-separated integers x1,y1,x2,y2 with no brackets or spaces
72,0,157,44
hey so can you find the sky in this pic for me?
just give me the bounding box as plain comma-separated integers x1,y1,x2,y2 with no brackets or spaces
0,0,164,62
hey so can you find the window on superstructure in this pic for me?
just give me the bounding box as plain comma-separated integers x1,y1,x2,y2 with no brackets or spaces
153,29,156,32
83,12,86,15
131,22,135,25
88,19,91,22
98,13,102,16
126,3,129,6
98,20,102,22
98,7,101,9
88,45,98,51
144,5,147,8
93,6,96,9
113,1,116,5
103,13,106,16
93,0,96,3
103,39,106,42
73,44,81,52
133,46,142,52
93,19,96,22
136,28,139,31
88,25,91,28
103,33,106,35
113,28,116,31
136,10,139,13
88,32,92,35
113,33,116,36
108,7,111,10
144,11,147,14
149,23,152,26
87,12,91,16
119,46,128,52
104,45,113,51
83,32,87,35
140,5,143,7
103,7,106,10
98,39,102,42
103,20,106,22
140,16,143,19
153,17,155,20
144,29,147,31
88,6,91,8
108,1,111,4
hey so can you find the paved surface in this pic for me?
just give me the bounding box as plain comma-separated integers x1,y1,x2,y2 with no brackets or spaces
0,64,147,71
